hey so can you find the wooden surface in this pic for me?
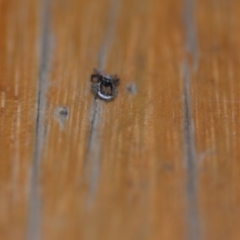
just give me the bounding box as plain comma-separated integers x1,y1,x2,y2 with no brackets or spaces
1,0,240,239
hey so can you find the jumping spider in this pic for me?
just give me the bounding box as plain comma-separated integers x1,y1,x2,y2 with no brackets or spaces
91,69,120,101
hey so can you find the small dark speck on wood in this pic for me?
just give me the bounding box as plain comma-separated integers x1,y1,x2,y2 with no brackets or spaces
54,106,69,129
126,83,137,94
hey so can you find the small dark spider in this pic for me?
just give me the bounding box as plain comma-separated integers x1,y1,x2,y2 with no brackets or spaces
91,69,120,101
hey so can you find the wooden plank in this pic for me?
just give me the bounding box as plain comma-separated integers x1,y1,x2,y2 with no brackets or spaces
37,0,189,239
2,0,240,239
0,0,39,239
193,0,240,239
88,0,187,239
39,0,114,239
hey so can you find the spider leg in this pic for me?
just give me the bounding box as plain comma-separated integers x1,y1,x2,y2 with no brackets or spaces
112,86,118,98
113,76,120,85
110,74,119,83
91,74,100,83
91,84,98,98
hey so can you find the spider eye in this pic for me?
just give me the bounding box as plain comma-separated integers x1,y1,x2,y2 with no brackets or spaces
104,77,110,81
102,81,112,87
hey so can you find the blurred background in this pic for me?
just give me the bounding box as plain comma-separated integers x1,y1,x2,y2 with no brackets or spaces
1,0,240,239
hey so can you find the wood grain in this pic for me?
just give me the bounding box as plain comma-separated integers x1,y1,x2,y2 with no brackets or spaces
38,0,188,239
0,0,39,239
194,1,240,240
1,0,240,239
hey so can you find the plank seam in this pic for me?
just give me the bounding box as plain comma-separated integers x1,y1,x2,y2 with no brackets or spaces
85,0,120,205
27,0,52,239
183,0,201,239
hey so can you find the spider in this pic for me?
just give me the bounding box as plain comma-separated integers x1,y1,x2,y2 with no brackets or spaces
91,69,120,101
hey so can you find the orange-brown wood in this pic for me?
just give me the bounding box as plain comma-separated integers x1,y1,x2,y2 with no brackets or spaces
194,1,240,239
40,0,111,239
0,0,39,239
1,0,240,239
39,0,188,239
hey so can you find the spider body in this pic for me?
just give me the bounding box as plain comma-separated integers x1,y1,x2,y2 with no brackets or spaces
91,69,120,101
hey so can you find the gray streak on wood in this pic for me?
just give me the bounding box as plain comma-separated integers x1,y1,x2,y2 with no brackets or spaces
27,0,52,239
85,0,120,206
184,0,198,69
183,62,201,240
183,0,201,239
97,0,120,71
